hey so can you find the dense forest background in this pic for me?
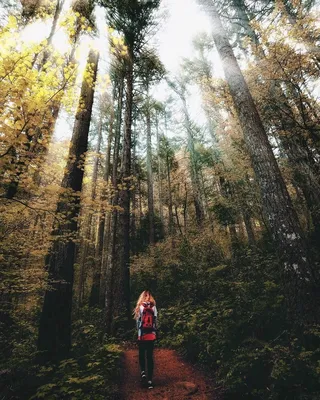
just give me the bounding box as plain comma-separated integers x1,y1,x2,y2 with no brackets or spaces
1,0,320,398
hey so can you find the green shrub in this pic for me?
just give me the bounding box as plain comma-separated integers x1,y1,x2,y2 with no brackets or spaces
131,234,320,399
31,342,122,400
0,307,122,400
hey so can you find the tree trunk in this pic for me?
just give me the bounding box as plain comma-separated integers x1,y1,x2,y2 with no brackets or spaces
278,117,320,236
183,182,188,232
156,113,164,224
166,147,174,235
163,111,174,235
183,99,204,226
199,0,317,321
100,79,123,310
146,87,155,244
229,224,238,247
90,111,114,307
169,80,204,226
174,204,183,236
138,175,143,225
78,114,103,306
37,50,99,361
5,5,80,200
131,121,137,254
233,0,320,237
41,0,65,66
110,54,133,333
242,209,255,245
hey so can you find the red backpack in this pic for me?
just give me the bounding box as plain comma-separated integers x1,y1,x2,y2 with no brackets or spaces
141,302,154,332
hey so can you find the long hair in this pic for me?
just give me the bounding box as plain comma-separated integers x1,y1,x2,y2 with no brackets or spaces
133,290,156,319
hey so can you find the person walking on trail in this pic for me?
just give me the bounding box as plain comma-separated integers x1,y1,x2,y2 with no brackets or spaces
133,290,158,390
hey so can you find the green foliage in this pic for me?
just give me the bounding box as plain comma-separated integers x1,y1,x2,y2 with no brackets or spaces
132,213,165,253
100,0,160,51
211,202,237,226
131,233,320,399
0,307,122,400
131,231,225,307
31,341,121,400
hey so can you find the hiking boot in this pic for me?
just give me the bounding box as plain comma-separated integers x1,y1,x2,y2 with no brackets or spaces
140,371,147,386
148,380,154,389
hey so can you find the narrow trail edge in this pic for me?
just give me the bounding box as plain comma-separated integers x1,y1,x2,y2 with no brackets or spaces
120,348,218,399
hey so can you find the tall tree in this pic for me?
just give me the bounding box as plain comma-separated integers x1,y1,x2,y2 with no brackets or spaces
37,49,99,361
198,0,318,322
137,51,165,243
78,111,104,306
227,0,320,237
96,50,126,310
169,77,205,227
99,0,160,333
89,94,114,307
4,0,95,200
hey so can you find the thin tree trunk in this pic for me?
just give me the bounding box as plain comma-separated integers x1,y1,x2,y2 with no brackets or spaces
41,0,65,66
174,204,183,236
138,175,143,224
102,85,123,320
166,148,174,235
183,182,188,232
242,209,255,245
100,79,123,310
174,85,204,226
156,113,164,224
90,111,114,307
164,111,174,235
200,167,214,229
146,87,155,244
131,121,137,254
229,224,238,246
185,112,204,225
78,114,103,306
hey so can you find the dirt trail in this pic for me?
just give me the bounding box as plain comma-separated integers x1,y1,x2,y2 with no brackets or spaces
120,347,217,399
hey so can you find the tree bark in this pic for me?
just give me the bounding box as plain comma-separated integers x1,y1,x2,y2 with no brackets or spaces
90,111,114,307
174,204,183,236
5,4,80,199
179,88,204,226
109,53,133,333
41,0,65,66
78,114,103,306
131,121,137,254
156,112,164,225
199,0,318,321
232,0,320,237
100,79,123,310
146,87,155,244
37,50,99,361
242,209,255,246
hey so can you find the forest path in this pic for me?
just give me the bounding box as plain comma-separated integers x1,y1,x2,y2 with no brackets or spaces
120,347,217,399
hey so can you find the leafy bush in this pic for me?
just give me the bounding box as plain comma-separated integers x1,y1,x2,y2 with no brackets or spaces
28,307,122,400
31,342,121,400
0,307,122,400
131,233,320,399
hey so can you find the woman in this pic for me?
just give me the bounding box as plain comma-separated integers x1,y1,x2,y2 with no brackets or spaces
133,290,158,389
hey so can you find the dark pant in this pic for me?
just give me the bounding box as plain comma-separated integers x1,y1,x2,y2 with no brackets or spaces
138,341,154,380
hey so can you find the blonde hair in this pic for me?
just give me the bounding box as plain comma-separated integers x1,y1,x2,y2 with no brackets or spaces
133,290,156,319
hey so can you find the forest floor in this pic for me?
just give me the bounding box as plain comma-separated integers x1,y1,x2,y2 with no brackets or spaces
120,346,219,400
